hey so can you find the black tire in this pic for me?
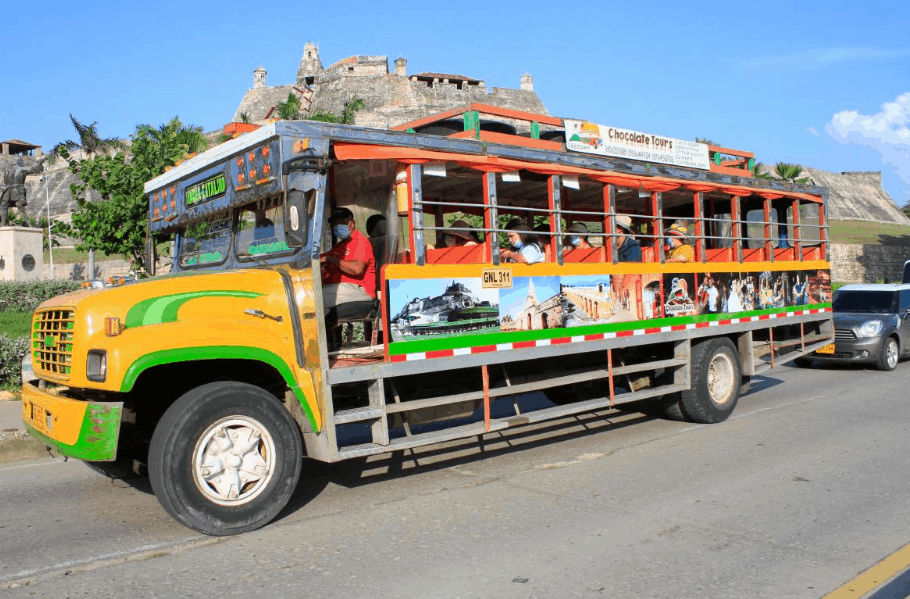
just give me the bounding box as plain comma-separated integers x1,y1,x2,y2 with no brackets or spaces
148,382,303,536
793,357,813,367
677,338,742,424
877,336,899,372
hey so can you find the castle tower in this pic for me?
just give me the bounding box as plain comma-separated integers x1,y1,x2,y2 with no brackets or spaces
521,73,534,91
253,66,267,88
296,41,323,86
525,279,539,309
394,56,407,77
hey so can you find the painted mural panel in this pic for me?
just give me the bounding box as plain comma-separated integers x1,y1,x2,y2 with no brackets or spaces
500,276,564,331
388,278,501,342
384,265,832,356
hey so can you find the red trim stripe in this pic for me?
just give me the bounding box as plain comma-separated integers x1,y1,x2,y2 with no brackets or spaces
426,349,455,359
696,322,710,328
550,337,571,345
670,325,687,331
584,333,605,341
644,327,661,334
719,319,732,325
758,314,771,320
390,354,407,363
617,330,634,337
513,340,536,349
471,345,497,354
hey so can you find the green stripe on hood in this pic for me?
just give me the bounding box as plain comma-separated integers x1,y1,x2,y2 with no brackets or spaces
125,291,264,328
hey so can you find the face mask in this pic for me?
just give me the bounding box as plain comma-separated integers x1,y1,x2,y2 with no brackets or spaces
333,224,351,240
511,239,524,250
444,235,456,248
570,236,582,247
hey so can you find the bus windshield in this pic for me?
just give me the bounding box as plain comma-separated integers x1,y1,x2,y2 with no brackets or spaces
178,215,233,268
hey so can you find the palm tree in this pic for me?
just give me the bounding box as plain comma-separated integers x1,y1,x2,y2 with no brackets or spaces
752,161,773,179
51,114,124,279
51,114,123,162
276,93,301,120
341,97,365,125
773,162,809,184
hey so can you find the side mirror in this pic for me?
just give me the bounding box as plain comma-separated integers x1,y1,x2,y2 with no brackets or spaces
284,189,309,248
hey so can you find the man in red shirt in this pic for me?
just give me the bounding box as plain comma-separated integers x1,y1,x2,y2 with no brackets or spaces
320,208,376,320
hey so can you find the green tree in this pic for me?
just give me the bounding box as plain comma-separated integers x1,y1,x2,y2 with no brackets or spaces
773,162,809,184
64,117,208,273
276,93,301,120
51,115,125,277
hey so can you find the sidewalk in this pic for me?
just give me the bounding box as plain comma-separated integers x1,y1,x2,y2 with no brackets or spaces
0,399,24,431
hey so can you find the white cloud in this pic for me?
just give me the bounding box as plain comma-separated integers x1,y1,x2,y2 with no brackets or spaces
807,126,819,135
826,93,910,204
745,47,910,68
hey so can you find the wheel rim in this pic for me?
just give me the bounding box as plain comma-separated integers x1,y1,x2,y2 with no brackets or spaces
707,352,736,406
887,339,899,368
193,416,277,506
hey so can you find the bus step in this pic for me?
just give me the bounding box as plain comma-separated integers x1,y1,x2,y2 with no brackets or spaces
334,406,385,424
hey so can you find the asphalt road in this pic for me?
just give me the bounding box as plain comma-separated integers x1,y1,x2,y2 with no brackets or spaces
2,360,910,598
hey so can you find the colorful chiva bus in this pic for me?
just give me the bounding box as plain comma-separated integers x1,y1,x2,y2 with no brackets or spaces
22,104,833,535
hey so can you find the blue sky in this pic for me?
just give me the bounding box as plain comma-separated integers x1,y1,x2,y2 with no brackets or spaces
4,0,908,206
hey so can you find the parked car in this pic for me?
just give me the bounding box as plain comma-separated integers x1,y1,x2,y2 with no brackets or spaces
803,284,910,371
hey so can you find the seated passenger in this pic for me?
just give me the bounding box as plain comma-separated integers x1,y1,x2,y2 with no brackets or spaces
500,219,545,264
565,222,593,252
615,215,642,262
443,219,480,247
320,208,376,318
665,224,694,263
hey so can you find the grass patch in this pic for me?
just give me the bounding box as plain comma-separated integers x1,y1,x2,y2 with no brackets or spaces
829,219,910,245
0,312,32,338
43,242,171,265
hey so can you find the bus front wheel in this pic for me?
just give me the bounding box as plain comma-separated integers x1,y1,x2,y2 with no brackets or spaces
149,381,303,536
675,338,742,424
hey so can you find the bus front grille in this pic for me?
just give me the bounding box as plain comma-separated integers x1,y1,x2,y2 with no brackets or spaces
32,309,75,379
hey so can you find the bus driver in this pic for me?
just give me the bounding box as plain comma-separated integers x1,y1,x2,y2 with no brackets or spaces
320,208,376,318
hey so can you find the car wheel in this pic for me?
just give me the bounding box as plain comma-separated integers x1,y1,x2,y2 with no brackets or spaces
877,337,899,371
149,382,303,536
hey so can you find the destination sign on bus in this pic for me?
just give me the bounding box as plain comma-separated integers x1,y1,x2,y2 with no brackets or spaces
565,120,710,170
185,174,226,207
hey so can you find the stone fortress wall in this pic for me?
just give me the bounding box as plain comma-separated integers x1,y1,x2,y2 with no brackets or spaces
233,42,548,131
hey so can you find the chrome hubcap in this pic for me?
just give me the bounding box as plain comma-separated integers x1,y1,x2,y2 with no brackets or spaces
887,340,899,368
193,416,276,506
707,353,735,406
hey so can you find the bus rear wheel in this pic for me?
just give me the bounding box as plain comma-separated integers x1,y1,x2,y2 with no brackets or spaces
674,338,742,424
149,381,303,536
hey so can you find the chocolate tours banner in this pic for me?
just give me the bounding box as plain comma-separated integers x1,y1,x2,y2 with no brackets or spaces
564,119,711,171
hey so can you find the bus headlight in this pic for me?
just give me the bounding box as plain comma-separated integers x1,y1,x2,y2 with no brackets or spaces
87,350,107,382
858,320,883,337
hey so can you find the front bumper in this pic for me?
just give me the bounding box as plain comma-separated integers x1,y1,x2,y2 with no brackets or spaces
21,380,123,461
810,336,885,364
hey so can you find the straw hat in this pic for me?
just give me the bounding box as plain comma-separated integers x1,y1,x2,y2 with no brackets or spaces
446,219,477,241
665,224,689,240
615,215,634,233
